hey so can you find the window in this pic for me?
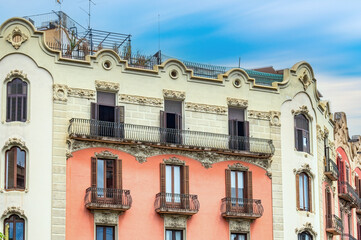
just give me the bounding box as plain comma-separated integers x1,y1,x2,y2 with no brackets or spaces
226,170,252,200
228,107,249,151
231,233,247,240
96,226,114,240
295,114,310,153
160,100,182,144
296,172,311,211
5,146,26,190
4,215,25,240
165,229,183,240
160,163,189,204
298,231,312,240
6,78,27,122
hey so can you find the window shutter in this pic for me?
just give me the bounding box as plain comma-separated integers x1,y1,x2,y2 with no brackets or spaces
246,171,253,199
308,175,312,211
183,165,189,194
297,130,303,151
160,163,166,193
160,110,166,128
304,131,310,153
228,119,237,136
326,190,332,216
116,159,122,189
296,173,300,209
91,102,99,120
355,177,359,197
359,179,361,197
225,169,231,198
243,121,250,137
115,106,124,123
91,157,97,188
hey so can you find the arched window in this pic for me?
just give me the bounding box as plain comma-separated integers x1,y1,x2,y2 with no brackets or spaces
5,146,26,190
4,215,25,240
298,231,313,240
295,114,310,153
6,78,28,122
296,172,311,211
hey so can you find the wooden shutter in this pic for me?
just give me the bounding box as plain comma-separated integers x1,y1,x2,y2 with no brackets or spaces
296,173,300,209
182,165,189,194
175,114,182,130
115,106,124,123
160,110,166,128
359,179,361,197
91,102,99,119
91,157,97,188
326,190,332,215
116,159,122,189
243,121,250,137
228,119,237,136
160,163,166,193
225,169,231,198
308,175,312,211
246,171,253,199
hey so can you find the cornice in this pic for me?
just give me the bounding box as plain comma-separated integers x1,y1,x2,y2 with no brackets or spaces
119,94,162,107
95,80,119,92
163,89,186,100
185,102,227,115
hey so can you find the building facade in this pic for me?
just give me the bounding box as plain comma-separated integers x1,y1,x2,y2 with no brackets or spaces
0,13,339,240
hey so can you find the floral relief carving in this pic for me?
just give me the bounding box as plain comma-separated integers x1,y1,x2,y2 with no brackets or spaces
6,27,28,50
2,206,26,218
95,150,118,159
94,211,118,225
5,70,28,82
270,111,281,126
164,215,187,228
291,105,313,121
298,69,312,90
248,110,271,120
228,162,249,171
227,98,248,108
67,88,95,100
163,157,185,165
95,80,120,92
293,163,314,178
295,222,317,237
119,94,162,106
229,219,250,232
185,102,227,115
53,84,68,102
163,89,186,100
4,137,26,150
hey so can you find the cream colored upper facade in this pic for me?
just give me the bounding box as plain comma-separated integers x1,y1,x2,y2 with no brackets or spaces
0,17,336,240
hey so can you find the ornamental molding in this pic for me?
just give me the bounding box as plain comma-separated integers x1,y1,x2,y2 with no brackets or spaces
6,27,28,50
53,84,68,102
67,139,272,170
229,219,251,232
340,200,352,215
248,110,271,120
67,87,95,100
4,137,26,150
295,222,317,237
119,94,162,107
163,89,185,100
228,162,249,171
185,102,227,115
316,125,325,141
94,211,119,225
270,111,281,127
4,70,28,83
2,206,26,219
227,98,248,108
163,157,185,166
95,150,118,159
298,69,312,91
293,163,314,178
95,80,120,92
164,215,187,229
291,105,313,121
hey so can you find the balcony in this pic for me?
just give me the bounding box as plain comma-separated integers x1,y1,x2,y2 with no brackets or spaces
343,234,357,240
324,159,339,181
338,182,359,208
68,118,275,157
220,198,264,220
325,214,342,235
154,193,200,215
84,187,132,212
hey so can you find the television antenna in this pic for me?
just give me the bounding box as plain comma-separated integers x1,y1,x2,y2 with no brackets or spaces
80,0,96,29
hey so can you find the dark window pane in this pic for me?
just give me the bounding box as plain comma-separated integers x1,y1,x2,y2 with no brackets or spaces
106,160,114,189
22,97,27,121
105,227,113,240
7,79,27,122
96,227,104,240
17,97,22,121
15,222,24,240
7,96,11,120
16,149,26,188
11,97,16,121
6,149,15,189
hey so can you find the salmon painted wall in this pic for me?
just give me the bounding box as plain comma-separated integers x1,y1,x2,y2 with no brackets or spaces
66,147,273,239
322,182,334,240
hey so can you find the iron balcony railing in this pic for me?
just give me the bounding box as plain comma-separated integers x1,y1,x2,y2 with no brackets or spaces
154,193,200,215
84,187,132,211
324,157,339,181
338,181,359,207
221,198,264,219
325,214,342,234
68,118,275,155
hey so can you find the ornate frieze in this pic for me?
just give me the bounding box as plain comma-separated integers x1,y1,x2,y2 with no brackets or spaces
291,105,313,121
6,27,28,50
94,211,119,225
227,97,248,108
2,206,26,218
163,89,185,100
293,163,314,178
163,157,185,165
53,84,68,102
229,219,250,232
295,222,317,237
95,150,118,159
95,80,120,92
119,94,162,106
67,87,95,100
185,102,227,115
4,137,26,150
164,215,187,229
248,110,271,120
269,111,281,126
5,70,28,82
228,162,249,171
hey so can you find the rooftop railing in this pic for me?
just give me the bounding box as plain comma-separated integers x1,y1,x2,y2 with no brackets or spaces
84,187,132,211
68,118,275,156
221,198,263,219
154,193,199,215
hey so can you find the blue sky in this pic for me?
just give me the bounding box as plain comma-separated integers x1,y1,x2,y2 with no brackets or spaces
1,0,361,135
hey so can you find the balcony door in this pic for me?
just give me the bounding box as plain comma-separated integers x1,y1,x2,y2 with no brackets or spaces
226,169,252,213
228,107,249,151
160,100,182,144
166,165,181,203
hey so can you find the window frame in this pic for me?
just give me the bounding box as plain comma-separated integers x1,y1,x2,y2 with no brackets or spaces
91,156,122,193
298,231,313,240
4,146,27,191
96,225,115,240
296,172,312,212
165,229,183,240
4,214,25,240
230,233,248,240
294,114,310,153
6,78,28,123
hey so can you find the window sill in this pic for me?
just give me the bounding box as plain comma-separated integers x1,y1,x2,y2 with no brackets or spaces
1,188,28,193
296,208,313,217
2,120,30,125
294,149,313,157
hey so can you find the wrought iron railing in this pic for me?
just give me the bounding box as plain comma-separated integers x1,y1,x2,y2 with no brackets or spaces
326,214,342,233
84,187,132,210
68,118,275,155
154,193,200,214
325,158,339,179
338,181,359,205
220,198,264,218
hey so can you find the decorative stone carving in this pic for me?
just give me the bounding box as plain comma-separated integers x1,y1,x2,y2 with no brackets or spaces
295,222,317,237
229,219,251,232
200,159,213,169
4,137,26,150
291,105,313,121
298,69,312,90
95,150,118,159
164,215,187,228
228,162,249,171
248,110,271,120
266,171,272,179
227,98,248,108
5,70,28,83
316,125,324,141
185,102,227,115
293,163,314,178
65,150,73,159
6,27,28,50
163,157,185,165
119,94,162,106
95,80,119,92
94,211,118,225
163,89,185,100
2,206,26,218
53,84,68,102
269,111,281,126
67,88,95,100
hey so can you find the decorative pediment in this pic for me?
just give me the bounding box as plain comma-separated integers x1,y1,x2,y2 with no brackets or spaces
95,150,118,159
120,94,162,106
291,105,313,121
229,219,251,232
185,102,227,115
227,97,248,108
295,222,317,237
164,215,187,228
6,27,28,50
94,211,118,225
5,70,28,83
293,163,314,178
2,206,26,219
4,137,26,150
163,89,185,100
163,157,185,165
228,162,249,171
95,80,120,92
